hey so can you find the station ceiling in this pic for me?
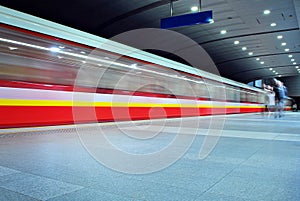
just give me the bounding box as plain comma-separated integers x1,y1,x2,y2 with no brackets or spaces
1,0,300,83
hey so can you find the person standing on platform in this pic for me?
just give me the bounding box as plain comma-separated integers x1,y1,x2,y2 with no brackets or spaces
274,80,288,118
266,86,275,117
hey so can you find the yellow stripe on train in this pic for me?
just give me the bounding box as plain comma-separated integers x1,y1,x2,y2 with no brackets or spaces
0,99,264,108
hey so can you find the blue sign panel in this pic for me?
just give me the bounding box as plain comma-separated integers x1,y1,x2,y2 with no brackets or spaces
161,10,213,29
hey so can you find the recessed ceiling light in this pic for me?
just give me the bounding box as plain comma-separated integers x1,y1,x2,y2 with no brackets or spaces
291,59,295,62
248,52,253,55
288,55,293,58
295,66,299,69
277,35,283,39
50,47,60,52
260,61,265,64
58,46,64,49
242,47,247,51
293,62,297,65
284,48,290,52
269,68,273,70
208,19,215,23
263,10,271,15
270,23,277,27
275,72,279,75
279,75,282,77
256,58,260,61
281,42,286,46
220,30,227,34
8,47,18,51
191,6,198,12
80,51,86,54
130,64,138,68
234,40,239,45
273,70,276,73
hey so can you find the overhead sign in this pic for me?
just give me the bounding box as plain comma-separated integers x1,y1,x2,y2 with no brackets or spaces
161,10,213,29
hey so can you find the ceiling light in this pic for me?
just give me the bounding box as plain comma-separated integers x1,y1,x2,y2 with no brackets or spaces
270,23,277,27
275,72,279,75
295,66,299,69
273,70,276,73
50,47,60,52
242,47,247,51
263,10,271,15
281,42,286,46
208,19,215,23
269,68,273,70
58,46,64,49
234,40,239,45
284,48,290,52
288,55,293,58
293,62,297,65
130,64,138,69
191,6,198,12
279,75,282,77
8,47,18,50
220,30,227,34
291,59,295,62
277,35,283,39
256,58,260,61
248,52,253,55
80,51,86,54
260,61,265,64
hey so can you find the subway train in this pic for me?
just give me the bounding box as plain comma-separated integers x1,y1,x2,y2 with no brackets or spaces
0,6,267,128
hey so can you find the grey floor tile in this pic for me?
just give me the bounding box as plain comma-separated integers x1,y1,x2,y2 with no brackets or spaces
47,188,138,201
126,171,217,194
23,161,122,188
205,175,300,200
229,164,300,182
243,153,299,171
196,192,254,201
0,165,20,177
0,187,39,201
0,173,83,200
90,175,200,200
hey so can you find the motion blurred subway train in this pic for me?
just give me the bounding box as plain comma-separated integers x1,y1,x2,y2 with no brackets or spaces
0,6,267,128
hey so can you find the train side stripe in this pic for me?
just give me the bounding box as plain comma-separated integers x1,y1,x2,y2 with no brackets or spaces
0,99,264,108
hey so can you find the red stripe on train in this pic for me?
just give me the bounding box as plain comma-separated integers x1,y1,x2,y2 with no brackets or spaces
0,106,262,128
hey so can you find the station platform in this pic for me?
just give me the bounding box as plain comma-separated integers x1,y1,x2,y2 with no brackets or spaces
0,112,299,201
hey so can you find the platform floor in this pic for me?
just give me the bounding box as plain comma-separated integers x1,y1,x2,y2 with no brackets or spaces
0,112,299,200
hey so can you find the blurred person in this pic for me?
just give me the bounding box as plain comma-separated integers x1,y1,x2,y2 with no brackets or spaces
274,80,288,118
266,86,275,117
